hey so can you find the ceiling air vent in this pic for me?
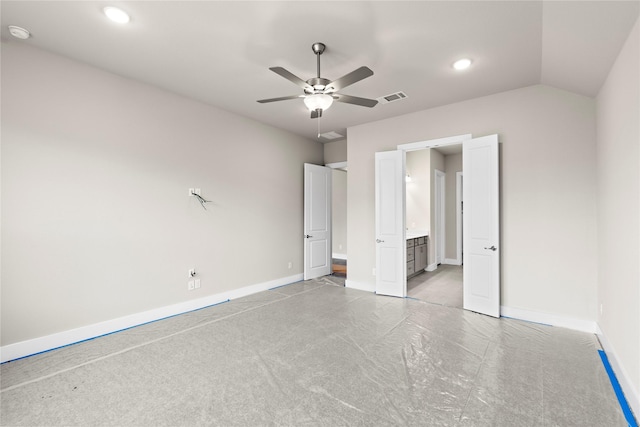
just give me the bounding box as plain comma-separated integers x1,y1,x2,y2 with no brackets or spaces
319,131,344,140
377,91,408,104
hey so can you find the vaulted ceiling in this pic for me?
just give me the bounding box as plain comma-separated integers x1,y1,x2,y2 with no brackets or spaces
2,1,638,142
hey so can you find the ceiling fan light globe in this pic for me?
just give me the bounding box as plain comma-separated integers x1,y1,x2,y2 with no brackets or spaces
304,94,333,111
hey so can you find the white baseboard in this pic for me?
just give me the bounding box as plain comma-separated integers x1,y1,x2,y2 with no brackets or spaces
444,258,462,266
596,324,640,420
332,253,347,260
426,263,438,272
345,280,374,293
0,273,303,363
500,305,597,334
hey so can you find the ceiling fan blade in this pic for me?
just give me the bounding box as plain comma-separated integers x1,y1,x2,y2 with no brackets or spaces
334,94,378,108
257,95,303,103
270,67,312,90
310,109,322,119
326,66,374,92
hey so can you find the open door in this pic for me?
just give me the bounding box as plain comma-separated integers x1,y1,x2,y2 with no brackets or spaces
375,150,406,297
463,135,500,317
304,163,332,280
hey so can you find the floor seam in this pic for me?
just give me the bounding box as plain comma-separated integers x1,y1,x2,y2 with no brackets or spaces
456,340,491,423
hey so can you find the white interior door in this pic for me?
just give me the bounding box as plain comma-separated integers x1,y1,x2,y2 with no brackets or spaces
375,150,406,297
463,135,500,317
304,163,332,280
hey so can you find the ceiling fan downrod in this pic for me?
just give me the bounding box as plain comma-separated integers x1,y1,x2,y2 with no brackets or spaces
312,42,326,78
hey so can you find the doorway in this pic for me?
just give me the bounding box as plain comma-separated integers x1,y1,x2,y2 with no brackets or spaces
408,265,463,307
374,134,500,318
303,162,348,283
405,147,463,307
434,169,445,266
325,162,348,280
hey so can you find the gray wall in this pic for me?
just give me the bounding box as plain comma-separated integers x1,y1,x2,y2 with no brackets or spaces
596,18,639,404
346,84,598,324
323,140,347,164
445,153,462,261
406,149,430,232
1,43,323,346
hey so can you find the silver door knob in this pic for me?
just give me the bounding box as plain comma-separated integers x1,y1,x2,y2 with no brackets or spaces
376,239,385,243
484,245,497,251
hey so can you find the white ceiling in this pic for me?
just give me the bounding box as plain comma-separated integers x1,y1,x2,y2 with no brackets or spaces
2,1,638,142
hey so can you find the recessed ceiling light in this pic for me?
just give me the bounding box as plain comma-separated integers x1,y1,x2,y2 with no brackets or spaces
453,58,472,71
8,25,30,40
103,6,130,24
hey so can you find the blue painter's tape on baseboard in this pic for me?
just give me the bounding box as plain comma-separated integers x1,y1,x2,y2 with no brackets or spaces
598,350,638,427
1,299,231,364
269,283,294,290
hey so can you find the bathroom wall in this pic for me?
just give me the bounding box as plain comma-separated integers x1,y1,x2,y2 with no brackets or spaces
445,153,462,262
406,149,431,232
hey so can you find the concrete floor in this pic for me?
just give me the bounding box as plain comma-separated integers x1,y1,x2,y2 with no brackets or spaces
0,275,628,426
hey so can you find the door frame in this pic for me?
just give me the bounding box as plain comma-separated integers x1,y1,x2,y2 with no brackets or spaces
434,169,445,266
456,171,463,265
396,134,471,293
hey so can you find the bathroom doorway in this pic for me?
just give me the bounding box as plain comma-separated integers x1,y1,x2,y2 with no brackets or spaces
405,146,463,307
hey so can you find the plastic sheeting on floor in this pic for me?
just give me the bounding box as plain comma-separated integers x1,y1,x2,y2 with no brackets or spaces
0,277,630,426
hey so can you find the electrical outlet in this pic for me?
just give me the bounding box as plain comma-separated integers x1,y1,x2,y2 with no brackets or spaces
188,268,195,278
188,280,195,291
372,268,376,276
195,279,201,289
189,188,194,196
339,244,342,250
194,188,201,195
600,304,603,315
288,261,292,269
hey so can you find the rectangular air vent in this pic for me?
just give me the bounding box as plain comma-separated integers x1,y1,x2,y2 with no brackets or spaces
319,131,344,140
377,91,408,104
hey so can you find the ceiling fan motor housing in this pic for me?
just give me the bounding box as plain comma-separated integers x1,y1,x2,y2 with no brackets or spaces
305,77,332,94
